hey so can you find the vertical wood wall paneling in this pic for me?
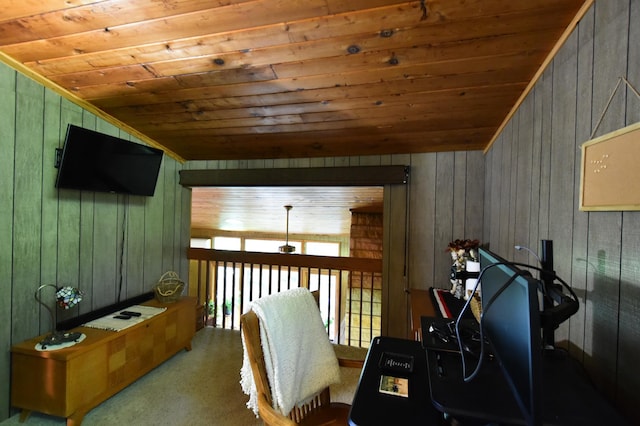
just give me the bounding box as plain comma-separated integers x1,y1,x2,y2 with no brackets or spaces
92,121,122,306
114,133,134,299
464,151,484,244
162,159,177,271
453,152,468,238
495,129,506,250
528,85,543,260
433,153,455,284
172,162,188,281
14,74,44,341
144,153,167,291
618,202,640,417
40,90,73,319
360,155,385,166
0,59,190,421
0,64,16,421
484,1,640,422
57,101,83,320
488,127,502,250
512,91,534,267
584,0,628,400
175,162,189,280
482,139,496,247
538,68,554,241
549,27,579,347
617,0,640,417
334,157,351,167
41,90,63,321
570,4,595,363
507,117,519,253
498,120,513,253
408,154,437,290
584,213,622,397
79,113,98,311
123,194,144,298
179,181,192,281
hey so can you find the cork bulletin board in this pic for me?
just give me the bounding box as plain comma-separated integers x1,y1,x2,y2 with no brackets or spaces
580,121,640,211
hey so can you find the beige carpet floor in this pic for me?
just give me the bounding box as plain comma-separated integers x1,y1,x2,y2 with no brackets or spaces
2,328,361,426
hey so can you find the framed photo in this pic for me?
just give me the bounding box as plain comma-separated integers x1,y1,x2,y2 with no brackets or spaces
379,375,409,398
580,121,640,211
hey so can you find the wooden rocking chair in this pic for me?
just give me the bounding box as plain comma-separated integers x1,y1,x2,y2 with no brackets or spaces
241,301,365,426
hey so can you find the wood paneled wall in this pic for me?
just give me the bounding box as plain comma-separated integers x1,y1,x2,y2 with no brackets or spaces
484,1,639,421
0,64,191,420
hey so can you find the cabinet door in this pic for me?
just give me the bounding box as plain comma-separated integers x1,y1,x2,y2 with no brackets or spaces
11,355,68,416
68,345,109,414
175,300,196,349
152,311,176,362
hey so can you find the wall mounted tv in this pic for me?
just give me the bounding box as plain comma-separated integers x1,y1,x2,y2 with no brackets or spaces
55,124,163,196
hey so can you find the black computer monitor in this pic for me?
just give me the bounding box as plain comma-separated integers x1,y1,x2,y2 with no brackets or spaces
479,247,542,426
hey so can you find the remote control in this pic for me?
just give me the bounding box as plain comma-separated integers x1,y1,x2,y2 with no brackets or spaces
113,314,131,320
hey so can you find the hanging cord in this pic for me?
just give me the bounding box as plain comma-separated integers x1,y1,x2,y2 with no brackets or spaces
590,76,640,139
454,264,522,382
117,195,129,303
455,262,577,382
403,168,411,296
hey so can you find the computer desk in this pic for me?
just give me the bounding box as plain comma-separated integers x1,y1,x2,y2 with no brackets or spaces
424,341,629,425
349,334,628,426
420,310,629,426
349,288,629,426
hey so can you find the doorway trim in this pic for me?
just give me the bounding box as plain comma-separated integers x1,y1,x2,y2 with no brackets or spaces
179,165,409,187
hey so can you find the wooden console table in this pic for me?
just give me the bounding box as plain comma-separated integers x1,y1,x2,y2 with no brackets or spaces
11,296,196,426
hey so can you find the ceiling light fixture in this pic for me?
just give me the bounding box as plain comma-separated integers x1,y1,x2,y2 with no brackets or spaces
279,205,295,254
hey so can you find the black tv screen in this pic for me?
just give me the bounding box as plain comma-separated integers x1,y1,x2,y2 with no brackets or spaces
55,124,163,196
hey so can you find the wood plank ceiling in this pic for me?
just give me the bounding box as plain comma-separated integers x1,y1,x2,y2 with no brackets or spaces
0,0,590,162
191,186,384,236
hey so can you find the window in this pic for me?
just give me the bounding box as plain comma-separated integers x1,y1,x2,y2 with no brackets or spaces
190,238,212,248
245,238,301,253
213,236,241,250
305,241,339,256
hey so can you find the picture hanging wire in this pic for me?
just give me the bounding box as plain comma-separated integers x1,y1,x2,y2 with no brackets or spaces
590,76,640,140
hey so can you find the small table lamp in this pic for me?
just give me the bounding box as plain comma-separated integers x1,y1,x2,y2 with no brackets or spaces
35,284,84,350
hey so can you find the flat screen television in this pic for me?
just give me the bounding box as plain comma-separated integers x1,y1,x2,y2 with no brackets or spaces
479,247,542,426
55,124,163,196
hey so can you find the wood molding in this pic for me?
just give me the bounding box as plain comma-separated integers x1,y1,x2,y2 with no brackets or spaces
188,247,382,272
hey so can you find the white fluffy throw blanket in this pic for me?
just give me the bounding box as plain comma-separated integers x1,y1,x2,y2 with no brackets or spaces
240,288,341,417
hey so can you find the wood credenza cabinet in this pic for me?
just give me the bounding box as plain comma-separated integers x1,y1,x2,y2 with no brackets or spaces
11,296,196,426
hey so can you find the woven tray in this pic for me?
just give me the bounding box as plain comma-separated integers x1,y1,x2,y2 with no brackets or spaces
154,271,185,303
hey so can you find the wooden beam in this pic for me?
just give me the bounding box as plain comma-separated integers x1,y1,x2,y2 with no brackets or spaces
179,166,409,187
